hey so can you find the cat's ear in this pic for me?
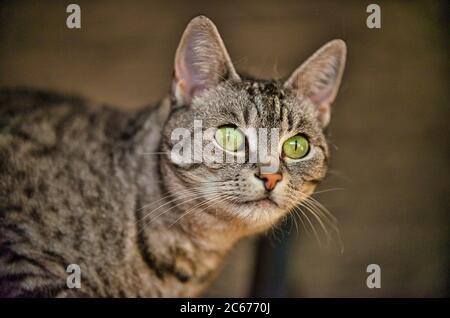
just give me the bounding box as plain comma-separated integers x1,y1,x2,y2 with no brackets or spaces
172,16,240,106
284,39,346,128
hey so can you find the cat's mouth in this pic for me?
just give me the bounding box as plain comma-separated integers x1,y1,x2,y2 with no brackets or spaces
243,197,279,208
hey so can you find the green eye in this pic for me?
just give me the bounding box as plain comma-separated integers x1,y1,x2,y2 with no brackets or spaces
283,135,310,159
215,126,245,152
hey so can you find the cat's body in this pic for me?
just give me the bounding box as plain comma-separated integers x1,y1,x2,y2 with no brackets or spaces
0,16,346,297
0,89,155,297
0,89,233,297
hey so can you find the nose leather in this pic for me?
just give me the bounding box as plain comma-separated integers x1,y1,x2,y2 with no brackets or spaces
256,173,283,191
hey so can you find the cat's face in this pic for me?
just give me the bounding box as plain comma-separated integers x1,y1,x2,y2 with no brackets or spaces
161,16,346,231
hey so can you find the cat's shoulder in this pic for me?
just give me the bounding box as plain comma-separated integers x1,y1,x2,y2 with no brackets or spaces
0,87,135,155
0,87,129,134
0,87,90,112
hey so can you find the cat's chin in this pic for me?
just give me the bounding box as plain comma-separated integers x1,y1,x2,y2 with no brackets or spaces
218,198,288,232
243,198,279,209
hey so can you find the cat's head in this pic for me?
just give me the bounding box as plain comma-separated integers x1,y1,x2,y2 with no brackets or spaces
161,16,346,232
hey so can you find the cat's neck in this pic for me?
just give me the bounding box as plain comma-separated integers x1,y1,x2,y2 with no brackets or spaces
133,162,243,296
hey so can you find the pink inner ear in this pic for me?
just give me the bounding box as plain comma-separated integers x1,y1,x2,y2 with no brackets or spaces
176,55,193,97
308,80,334,105
176,48,210,102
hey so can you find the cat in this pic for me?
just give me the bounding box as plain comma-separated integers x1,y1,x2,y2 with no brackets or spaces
0,15,346,297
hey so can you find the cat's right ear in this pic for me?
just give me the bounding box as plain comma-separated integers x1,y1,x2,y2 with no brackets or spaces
172,16,240,106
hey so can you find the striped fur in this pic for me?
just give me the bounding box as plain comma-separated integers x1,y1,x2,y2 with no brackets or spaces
0,16,345,297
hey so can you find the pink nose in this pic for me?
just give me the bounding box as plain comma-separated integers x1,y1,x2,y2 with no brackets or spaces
256,173,283,191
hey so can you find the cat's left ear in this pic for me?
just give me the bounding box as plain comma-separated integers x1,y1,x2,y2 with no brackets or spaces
172,16,240,106
284,39,347,128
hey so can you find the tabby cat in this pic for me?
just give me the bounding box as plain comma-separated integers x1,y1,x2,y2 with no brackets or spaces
0,16,346,297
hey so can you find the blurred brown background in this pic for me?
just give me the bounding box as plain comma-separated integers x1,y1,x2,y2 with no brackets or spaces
0,0,448,297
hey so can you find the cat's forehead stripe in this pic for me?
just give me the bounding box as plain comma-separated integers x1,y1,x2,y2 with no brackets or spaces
239,80,291,130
